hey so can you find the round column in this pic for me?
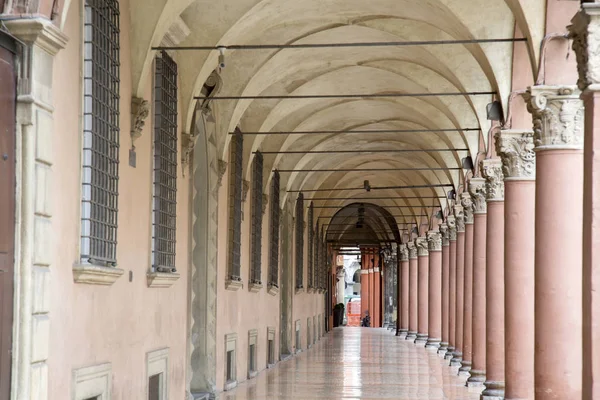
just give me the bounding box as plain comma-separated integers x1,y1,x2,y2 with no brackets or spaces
452,205,465,367
497,129,536,400
398,244,409,337
446,216,457,360
374,263,381,328
439,224,450,356
407,242,418,341
426,231,443,351
467,178,488,389
460,193,475,376
416,237,430,346
481,158,506,400
526,86,584,399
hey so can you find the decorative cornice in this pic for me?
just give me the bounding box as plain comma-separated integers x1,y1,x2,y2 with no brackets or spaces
446,216,457,241
481,159,505,201
416,237,429,256
427,231,443,252
439,224,449,246
468,178,487,214
495,129,536,180
454,205,465,232
407,242,418,259
4,18,68,56
131,97,150,148
569,4,600,92
399,244,409,261
525,85,584,150
461,192,474,224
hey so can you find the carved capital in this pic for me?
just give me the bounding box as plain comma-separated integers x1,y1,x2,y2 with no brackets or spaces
468,178,487,214
427,231,442,252
399,244,409,262
495,129,536,180
216,160,228,190
569,4,600,91
525,85,584,150
131,97,150,147
446,216,457,241
416,237,429,256
454,205,465,232
407,242,418,259
481,159,504,201
181,132,195,170
461,192,474,224
439,224,449,246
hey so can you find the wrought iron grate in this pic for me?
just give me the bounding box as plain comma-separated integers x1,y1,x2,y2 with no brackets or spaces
152,51,178,272
228,131,243,281
314,222,319,290
81,0,120,266
295,193,304,289
307,203,313,288
250,151,263,284
268,170,280,287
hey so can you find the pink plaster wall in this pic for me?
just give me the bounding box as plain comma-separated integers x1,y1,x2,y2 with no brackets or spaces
543,0,579,86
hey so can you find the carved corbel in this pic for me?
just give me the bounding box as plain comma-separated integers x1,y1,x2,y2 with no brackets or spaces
460,192,474,224
216,160,227,191
181,132,195,174
416,237,429,257
131,97,150,149
427,231,442,252
262,194,269,216
242,180,250,203
480,159,505,201
468,178,487,214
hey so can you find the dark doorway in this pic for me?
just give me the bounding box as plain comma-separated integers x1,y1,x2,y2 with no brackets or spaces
0,33,17,400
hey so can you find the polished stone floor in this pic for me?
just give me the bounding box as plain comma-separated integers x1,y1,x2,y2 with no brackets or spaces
219,327,480,399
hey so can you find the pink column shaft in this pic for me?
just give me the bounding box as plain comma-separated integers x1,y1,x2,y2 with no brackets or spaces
427,248,442,350
374,268,381,328
483,201,505,399
416,252,429,345
467,212,487,388
535,150,583,399
439,240,450,354
447,238,457,359
460,222,474,375
452,230,465,366
396,254,403,336
400,259,409,335
408,255,418,340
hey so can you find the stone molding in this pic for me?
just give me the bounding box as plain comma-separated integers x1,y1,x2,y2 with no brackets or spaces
461,192,474,224
525,85,584,150
416,237,429,256
399,244,409,261
427,231,443,252
73,264,124,285
216,160,227,191
569,4,600,92
495,129,536,180
481,159,505,201
454,205,465,232
5,18,68,57
407,242,418,259
469,178,487,213
439,224,449,246
447,216,457,241
147,271,180,288
130,96,150,148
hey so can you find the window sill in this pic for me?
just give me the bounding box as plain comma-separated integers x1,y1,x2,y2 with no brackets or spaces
225,279,243,291
224,380,238,391
147,271,180,288
248,282,263,293
295,287,304,295
73,264,124,286
267,284,280,296
248,370,258,379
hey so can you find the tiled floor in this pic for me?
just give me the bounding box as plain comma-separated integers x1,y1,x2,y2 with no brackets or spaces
219,327,481,399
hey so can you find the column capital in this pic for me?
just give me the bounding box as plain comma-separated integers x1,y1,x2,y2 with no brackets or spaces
427,231,443,252
481,159,505,202
454,204,465,232
399,244,409,262
525,85,584,151
4,18,68,56
495,129,536,180
569,4,600,92
461,192,474,224
447,215,457,241
439,223,450,246
416,237,429,256
468,178,487,214
407,241,418,259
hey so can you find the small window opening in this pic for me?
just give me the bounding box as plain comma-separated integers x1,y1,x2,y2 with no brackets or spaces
249,344,256,373
295,330,301,352
226,350,235,382
268,339,274,365
148,373,162,400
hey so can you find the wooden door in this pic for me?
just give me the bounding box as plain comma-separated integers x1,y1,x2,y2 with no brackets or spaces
0,38,16,400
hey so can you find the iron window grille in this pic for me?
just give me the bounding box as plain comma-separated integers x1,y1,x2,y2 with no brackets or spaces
295,193,304,289
315,223,319,290
81,0,120,266
250,151,263,285
228,131,243,282
152,51,178,273
268,170,280,287
307,203,313,288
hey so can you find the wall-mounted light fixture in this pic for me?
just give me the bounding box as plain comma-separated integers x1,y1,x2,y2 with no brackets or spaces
486,101,503,121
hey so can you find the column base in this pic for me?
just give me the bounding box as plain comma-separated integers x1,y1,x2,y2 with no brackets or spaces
396,329,408,338
437,342,449,357
481,380,505,400
444,346,455,360
458,360,472,376
414,334,428,346
450,351,462,367
425,338,441,351
466,369,485,388
406,331,417,341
